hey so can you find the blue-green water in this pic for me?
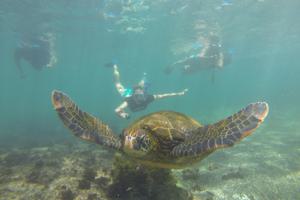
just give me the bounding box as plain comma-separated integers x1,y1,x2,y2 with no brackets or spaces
0,0,300,199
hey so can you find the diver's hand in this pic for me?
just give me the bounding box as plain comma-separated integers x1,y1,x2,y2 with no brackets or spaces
178,88,188,96
120,112,130,119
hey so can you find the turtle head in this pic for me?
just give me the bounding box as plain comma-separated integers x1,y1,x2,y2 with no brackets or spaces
123,128,155,158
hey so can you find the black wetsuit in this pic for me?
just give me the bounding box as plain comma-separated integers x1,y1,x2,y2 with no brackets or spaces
14,39,51,70
125,88,154,112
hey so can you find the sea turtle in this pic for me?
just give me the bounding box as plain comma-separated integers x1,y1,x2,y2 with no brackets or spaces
51,90,269,169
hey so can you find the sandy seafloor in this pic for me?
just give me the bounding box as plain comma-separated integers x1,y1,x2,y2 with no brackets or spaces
0,113,299,200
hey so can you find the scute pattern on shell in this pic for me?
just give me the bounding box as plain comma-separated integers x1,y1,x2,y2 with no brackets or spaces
125,111,202,153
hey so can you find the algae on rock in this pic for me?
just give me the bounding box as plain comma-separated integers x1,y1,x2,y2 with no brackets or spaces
107,154,192,200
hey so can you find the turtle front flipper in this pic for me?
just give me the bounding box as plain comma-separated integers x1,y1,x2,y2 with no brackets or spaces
171,102,269,157
51,90,122,150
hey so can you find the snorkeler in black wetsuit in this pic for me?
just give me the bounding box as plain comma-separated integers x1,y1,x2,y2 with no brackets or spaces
107,64,188,119
124,85,155,112
165,33,231,77
14,34,56,78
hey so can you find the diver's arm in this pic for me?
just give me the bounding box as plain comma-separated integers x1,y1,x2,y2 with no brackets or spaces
217,52,224,68
165,58,191,74
113,64,126,95
154,89,188,100
14,49,25,78
115,101,130,119
199,39,209,58
173,56,195,68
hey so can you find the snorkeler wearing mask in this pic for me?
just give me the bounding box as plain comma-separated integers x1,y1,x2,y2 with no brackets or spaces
14,33,56,78
164,33,232,82
107,64,188,119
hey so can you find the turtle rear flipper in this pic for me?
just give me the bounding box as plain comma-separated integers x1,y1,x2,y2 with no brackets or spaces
171,102,269,157
51,90,122,150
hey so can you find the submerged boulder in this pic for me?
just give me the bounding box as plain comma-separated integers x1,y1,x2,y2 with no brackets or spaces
107,154,192,200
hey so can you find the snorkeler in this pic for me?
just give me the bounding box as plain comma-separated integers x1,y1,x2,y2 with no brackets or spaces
14,33,56,78
165,33,231,79
107,64,188,119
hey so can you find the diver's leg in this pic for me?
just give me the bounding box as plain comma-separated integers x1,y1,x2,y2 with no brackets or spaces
115,101,130,119
47,46,57,68
45,32,57,68
113,65,125,95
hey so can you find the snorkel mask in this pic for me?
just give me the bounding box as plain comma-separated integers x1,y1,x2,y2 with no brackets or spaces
121,88,133,98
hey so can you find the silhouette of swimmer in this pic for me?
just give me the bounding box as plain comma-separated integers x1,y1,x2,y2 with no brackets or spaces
14,35,55,78
165,34,232,82
106,63,188,119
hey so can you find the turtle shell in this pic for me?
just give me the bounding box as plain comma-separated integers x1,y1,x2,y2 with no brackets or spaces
122,111,203,168
126,111,201,144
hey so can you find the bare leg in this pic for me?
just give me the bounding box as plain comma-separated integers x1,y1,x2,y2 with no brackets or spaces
44,32,57,68
115,101,130,119
113,65,125,95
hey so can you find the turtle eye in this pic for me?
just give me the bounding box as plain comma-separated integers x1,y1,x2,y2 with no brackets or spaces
53,91,63,101
142,125,151,131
